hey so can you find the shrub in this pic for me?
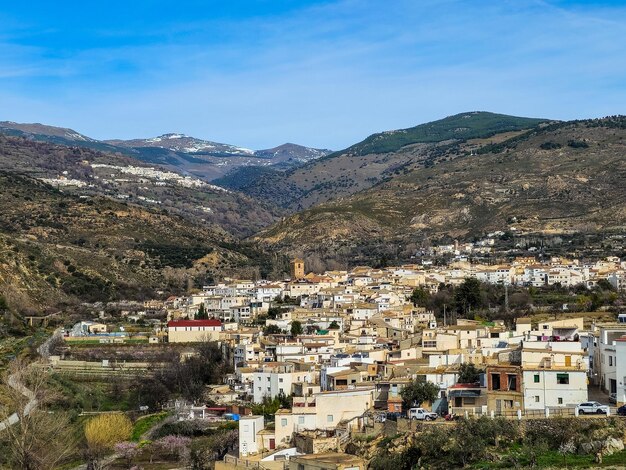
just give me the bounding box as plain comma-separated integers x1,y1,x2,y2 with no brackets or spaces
568,139,589,149
85,413,133,453
540,141,562,150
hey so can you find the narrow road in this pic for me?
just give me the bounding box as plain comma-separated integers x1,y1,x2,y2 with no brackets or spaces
0,327,60,432
0,371,38,432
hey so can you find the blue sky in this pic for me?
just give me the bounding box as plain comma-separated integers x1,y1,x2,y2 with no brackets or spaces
1,0,626,149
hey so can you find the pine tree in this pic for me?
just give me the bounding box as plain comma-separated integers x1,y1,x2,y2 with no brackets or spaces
196,303,208,320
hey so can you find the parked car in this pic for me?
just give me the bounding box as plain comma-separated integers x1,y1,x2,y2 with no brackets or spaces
374,412,387,423
408,407,438,421
576,401,609,415
617,404,626,416
609,393,617,405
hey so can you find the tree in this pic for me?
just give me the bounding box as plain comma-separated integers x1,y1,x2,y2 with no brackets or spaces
114,442,139,469
190,429,238,468
84,413,133,467
305,324,319,334
596,278,615,292
251,395,287,419
196,303,208,320
0,359,78,470
328,320,340,330
290,320,303,337
156,340,232,402
152,435,191,462
400,379,439,408
263,324,282,335
409,287,430,307
133,377,170,411
455,278,483,315
457,363,480,384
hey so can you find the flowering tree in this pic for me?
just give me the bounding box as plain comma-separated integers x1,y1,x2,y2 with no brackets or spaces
114,442,139,468
153,435,191,462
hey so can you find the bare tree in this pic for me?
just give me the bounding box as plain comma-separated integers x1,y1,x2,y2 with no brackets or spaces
0,359,78,470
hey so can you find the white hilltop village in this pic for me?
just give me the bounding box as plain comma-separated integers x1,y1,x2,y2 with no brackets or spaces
55,254,626,469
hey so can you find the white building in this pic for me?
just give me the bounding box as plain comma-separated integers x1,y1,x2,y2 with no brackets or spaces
522,369,588,410
239,415,265,457
253,363,313,403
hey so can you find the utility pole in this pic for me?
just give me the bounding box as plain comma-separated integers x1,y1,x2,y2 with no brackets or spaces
505,282,509,313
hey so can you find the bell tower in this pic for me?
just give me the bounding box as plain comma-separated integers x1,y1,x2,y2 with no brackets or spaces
290,258,305,279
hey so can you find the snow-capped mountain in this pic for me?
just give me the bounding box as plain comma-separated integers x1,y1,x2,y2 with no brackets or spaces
255,143,332,162
0,121,332,181
106,133,255,156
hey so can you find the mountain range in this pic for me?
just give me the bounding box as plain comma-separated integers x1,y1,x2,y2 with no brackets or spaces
255,115,626,267
216,112,548,210
1,111,625,310
0,121,332,181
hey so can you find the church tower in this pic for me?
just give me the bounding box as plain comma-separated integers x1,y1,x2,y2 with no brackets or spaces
290,258,305,279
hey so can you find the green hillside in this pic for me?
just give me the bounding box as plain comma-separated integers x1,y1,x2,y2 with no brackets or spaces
254,116,626,266
335,111,548,156
225,112,548,211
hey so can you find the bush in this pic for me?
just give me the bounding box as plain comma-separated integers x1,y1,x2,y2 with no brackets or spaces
85,413,133,453
540,141,562,150
568,139,589,149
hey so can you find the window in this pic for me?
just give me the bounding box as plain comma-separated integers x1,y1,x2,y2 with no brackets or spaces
327,414,334,423
534,374,540,383
298,416,305,424
558,397,563,405
610,356,613,366
491,374,501,391
243,425,249,432
535,396,540,403
298,465,305,470
279,378,284,383
556,373,569,385
281,418,288,426
507,375,517,391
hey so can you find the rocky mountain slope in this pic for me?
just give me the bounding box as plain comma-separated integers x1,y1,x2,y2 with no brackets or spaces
106,133,255,155
0,121,331,181
0,135,281,237
0,171,274,313
254,116,626,265
219,112,547,211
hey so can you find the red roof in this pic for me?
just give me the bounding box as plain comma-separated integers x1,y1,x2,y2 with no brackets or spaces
168,319,222,328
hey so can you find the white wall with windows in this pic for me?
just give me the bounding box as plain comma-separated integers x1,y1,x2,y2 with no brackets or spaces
522,370,588,410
